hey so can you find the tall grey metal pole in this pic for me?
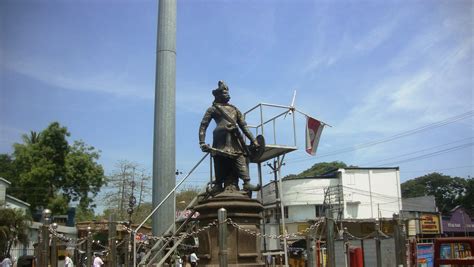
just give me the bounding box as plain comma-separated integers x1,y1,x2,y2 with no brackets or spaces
218,208,228,267
152,0,177,237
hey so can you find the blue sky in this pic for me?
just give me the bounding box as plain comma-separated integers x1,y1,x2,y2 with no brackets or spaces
1,0,473,210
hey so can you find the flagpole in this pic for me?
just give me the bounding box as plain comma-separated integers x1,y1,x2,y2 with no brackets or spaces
295,109,333,127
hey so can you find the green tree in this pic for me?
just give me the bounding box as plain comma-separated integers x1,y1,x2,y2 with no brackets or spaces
176,186,201,210
401,172,468,213
459,177,474,214
0,208,31,258
6,122,105,215
285,161,349,178
64,140,105,213
75,207,97,222
0,154,15,181
21,131,41,145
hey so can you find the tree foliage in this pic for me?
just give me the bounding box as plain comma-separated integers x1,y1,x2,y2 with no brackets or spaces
460,178,474,214
0,154,15,181
285,161,349,179
64,140,105,212
0,208,31,258
101,161,151,221
176,186,201,211
4,122,106,215
401,172,471,214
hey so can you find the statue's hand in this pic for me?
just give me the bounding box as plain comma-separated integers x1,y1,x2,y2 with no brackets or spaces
200,143,211,152
251,139,260,148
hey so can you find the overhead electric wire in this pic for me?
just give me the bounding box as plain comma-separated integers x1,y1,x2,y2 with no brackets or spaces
356,137,474,166
374,142,474,166
402,165,474,173
286,110,473,164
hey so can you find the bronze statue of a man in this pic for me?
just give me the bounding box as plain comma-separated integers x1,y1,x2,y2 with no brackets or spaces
199,81,260,195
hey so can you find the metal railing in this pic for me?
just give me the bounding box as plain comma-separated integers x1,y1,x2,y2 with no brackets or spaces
244,102,297,147
132,152,210,266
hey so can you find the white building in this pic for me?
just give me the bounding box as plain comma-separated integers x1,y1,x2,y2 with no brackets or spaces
259,167,402,250
0,177,77,260
0,177,31,212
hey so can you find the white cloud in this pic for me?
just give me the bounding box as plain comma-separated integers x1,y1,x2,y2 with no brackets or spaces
389,70,433,111
3,59,154,100
329,11,473,135
334,49,471,136
304,12,402,74
354,18,399,53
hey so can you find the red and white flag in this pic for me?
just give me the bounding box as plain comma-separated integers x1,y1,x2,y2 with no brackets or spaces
305,116,324,155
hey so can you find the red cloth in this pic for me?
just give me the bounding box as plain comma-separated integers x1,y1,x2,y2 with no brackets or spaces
305,116,324,155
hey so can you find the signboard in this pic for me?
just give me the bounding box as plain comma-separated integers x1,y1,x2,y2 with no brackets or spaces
176,210,199,220
442,207,474,233
420,213,440,234
408,219,417,236
297,223,310,233
417,243,434,267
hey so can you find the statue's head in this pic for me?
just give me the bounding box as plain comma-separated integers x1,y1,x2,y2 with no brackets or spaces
212,80,231,103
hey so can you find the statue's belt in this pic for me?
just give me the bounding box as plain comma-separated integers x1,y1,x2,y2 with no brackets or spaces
207,147,240,159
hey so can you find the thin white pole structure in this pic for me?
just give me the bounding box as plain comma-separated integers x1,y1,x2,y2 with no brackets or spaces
276,155,289,267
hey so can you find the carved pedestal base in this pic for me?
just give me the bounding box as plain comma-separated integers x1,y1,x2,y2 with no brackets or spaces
193,192,264,267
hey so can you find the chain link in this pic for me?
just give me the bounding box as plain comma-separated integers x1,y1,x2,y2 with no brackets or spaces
226,218,325,240
133,219,219,243
48,225,73,243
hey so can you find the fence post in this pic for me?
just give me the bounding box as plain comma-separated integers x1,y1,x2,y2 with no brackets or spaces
393,213,406,267
109,214,117,266
306,230,314,267
125,222,130,267
51,223,58,267
218,208,228,267
325,210,335,267
375,221,382,267
86,226,92,267
42,209,52,267
343,227,350,267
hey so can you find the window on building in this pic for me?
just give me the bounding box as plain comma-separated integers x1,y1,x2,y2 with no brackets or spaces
284,206,289,219
315,205,324,217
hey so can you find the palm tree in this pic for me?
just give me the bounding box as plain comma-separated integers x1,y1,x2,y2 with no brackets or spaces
21,131,41,145
0,208,32,258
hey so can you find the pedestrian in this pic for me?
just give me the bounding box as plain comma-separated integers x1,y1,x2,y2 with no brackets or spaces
189,251,199,267
175,254,183,267
0,254,13,267
64,252,73,267
93,253,104,267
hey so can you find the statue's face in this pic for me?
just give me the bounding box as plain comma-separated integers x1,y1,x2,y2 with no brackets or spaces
219,88,231,103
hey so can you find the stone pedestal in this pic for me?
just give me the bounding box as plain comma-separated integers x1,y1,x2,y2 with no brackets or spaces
193,192,264,267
